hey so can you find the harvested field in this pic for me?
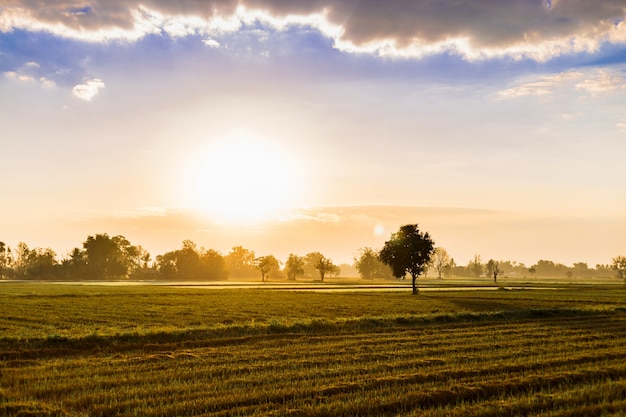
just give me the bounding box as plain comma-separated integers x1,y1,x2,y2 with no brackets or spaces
1,283,625,416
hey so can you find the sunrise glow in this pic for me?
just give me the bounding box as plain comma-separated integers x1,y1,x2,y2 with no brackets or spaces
185,133,296,222
1,0,625,265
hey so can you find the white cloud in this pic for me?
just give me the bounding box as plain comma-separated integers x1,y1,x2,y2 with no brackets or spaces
39,77,57,88
202,38,221,48
617,120,626,133
496,71,583,100
4,70,56,89
575,70,625,95
72,78,105,101
496,69,626,100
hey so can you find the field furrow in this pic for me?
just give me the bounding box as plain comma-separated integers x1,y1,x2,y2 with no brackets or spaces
1,285,625,416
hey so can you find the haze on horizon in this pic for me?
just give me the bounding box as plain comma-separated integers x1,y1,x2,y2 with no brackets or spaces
1,0,625,267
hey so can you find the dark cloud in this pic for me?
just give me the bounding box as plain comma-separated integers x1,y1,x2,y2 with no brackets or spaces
1,0,626,59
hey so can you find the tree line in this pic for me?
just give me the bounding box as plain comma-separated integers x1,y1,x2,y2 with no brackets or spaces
0,235,341,282
1,228,625,285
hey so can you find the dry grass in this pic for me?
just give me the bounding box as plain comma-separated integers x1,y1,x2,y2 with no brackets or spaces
1,283,625,416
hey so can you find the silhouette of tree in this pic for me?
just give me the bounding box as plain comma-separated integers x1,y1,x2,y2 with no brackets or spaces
81,234,143,280
354,247,392,279
225,246,256,278
612,256,626,283
285,254,305,281
0,242,11,279
156,240,227,281
305,252,336,282
467,254,483,278
431,247,452,279
255,255,280,282
379,224,435,295
486,259,501,283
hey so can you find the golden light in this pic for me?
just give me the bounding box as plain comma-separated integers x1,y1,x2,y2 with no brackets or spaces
185,133,296,222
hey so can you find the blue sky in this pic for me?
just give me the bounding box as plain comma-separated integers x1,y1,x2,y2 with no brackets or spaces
1,1,625,267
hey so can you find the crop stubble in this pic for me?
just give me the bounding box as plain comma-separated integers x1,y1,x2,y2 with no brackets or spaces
1,284,625,416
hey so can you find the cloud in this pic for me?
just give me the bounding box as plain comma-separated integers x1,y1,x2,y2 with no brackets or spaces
496,68,626,100
202,38,221,48
4,69,57,88
617,120,626,133
1,1,626,61
496,71,583,99
72,78,105,101
575,70,626,95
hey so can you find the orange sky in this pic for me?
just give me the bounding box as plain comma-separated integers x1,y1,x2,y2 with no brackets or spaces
1,1,625,267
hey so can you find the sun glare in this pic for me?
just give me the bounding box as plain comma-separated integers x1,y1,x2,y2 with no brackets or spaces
186,133,296,222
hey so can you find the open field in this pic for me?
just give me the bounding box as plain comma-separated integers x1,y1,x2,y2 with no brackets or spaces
1,283,626,416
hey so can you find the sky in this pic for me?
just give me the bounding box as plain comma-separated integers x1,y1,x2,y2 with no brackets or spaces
1,0,625,268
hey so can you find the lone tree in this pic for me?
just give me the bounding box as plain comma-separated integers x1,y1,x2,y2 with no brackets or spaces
305,252,336,282
468,254,483,278
254,255,280,282
431,247,452,279
612,255,626,284
284,254,305,280
486,259,501,283
379,224,435,295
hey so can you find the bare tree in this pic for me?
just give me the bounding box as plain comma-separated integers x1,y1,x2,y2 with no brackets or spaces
431,247,452,279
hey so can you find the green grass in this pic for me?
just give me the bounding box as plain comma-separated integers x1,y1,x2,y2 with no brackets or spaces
1,283,625,416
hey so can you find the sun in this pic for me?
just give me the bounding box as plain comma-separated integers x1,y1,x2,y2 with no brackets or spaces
185,133,296,222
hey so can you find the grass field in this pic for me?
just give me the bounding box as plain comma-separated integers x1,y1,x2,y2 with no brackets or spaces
1,283,625,416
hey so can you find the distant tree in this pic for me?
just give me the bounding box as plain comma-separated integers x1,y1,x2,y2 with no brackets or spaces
10,242,58,279
173,240,202,280
379,224,435,295
486,259,501,283
225,246,256,278
255,255,280,282
532,260,568,278
328,263,341,278
128,245,154,279
284,254,305,280
467,254,483,278
200,249,229,281
431,247,453,279
12,242,31,277
27,248,58,279
0,242,12,279
572,262,591,278
594,264,613,278
60,247,87,279
156,240,227,281
528,267,536,278
305,252,336,282
354,247,392,280
445,258,458,278
611,256,626,283
81,234,132,280
155,251,178,279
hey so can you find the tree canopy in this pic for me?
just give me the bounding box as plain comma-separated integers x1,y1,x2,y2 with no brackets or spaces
379,224,435,295
354,247,392,280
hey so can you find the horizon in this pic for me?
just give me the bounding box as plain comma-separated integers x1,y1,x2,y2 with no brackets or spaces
2,1,625,269
1,205,622,268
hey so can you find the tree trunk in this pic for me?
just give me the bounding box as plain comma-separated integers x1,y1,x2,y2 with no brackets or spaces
411,274,419,295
